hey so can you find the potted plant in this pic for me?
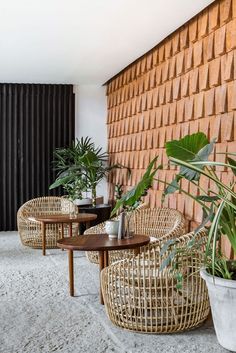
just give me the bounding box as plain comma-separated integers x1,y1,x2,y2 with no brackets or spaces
162,132,236,352
50,137,128,207
111,156,160,237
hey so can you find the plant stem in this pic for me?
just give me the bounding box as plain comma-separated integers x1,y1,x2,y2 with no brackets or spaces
91,185,96,207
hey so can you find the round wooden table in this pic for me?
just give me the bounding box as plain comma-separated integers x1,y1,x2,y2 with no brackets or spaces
29,213,97,256
57,234,150,304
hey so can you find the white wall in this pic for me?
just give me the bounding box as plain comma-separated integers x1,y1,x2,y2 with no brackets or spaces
74,84,108,202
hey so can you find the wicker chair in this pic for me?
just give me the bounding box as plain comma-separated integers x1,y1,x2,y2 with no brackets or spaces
101,230,210,333
85,208,185,265
17,196,77,249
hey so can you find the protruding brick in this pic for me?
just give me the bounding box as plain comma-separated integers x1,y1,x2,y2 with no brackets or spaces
162,59,169,82
189,120,199,134
185,96,194,121
146,53,153,71
193,40,203,66
198,10,209,38
199,63,209,91
155,65,162,85
173,76,181,100
153,87,159,107
204,88,215,116
147,91,153,110
226,19,236,50
159,45,165,63
181,121,190,137
221,112,234,141
215,25,226,57
152,49,158,66
159,84,166,105
169,56,176,79
165,81,172,103
177,99,185,122
169,101,177,124
181,72,189,97
209,58,221,87
199,117,210,137
215,84,227,114
203,32,214,62
155,107,162,127
210,115,221,141
172,32,180,54
209,2,220,31
222,51,234,82
189,18,198,42
189,68,199,94
227,81,236,110
194,92,204,119
165,40,172,59
185,47,193,71
176,51,185,76
162,104,170,126
180,26,189,49
220,0,232,25
149,68,156,88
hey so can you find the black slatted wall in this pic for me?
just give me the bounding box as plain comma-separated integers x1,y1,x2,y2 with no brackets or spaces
0,84,75,230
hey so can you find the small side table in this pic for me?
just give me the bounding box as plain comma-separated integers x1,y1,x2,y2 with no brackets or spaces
28,213,97,256
77,204,112,233
57,234,150,304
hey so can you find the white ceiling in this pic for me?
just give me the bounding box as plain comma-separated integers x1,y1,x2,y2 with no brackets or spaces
0,0,213,85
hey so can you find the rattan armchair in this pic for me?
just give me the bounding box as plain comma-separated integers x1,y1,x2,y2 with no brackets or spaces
85,208,185,265
101,230,209,333
17,196,77,249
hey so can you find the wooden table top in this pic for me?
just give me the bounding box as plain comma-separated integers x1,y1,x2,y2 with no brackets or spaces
28,213,97,223
57,233,150,251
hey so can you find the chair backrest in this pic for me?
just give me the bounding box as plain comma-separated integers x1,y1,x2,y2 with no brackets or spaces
133,207,185,238
18,196,75,217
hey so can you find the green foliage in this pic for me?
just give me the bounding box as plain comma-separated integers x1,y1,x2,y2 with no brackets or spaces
50,137,129,203
163,131,236,280
111,156,161,217
166,132,214,181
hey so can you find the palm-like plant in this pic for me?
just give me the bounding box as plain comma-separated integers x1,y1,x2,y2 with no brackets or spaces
50,137,128,206
162,132,236,279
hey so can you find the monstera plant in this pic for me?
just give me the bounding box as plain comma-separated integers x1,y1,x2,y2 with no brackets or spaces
162,132,236,351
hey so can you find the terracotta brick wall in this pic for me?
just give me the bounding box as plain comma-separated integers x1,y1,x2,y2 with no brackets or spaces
106,0,236,236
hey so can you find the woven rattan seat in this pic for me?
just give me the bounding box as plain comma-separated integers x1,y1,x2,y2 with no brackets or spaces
17,196,77,249
85,207,185,265
101,230,210,333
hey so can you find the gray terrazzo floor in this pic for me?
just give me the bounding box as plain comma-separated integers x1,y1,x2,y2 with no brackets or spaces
0,232,228,353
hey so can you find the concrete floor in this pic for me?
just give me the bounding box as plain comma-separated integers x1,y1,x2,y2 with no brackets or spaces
0,232,227,353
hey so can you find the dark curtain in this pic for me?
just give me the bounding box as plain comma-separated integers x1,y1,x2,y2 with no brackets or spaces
0,83,75,230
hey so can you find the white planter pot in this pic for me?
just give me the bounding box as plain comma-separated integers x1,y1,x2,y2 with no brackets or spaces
73,198,92,206
105,220,119,239
73,196,104,206
200,268,236,352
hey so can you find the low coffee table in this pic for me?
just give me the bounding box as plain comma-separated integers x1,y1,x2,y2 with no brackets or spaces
57,234,150,304
29,213,97,256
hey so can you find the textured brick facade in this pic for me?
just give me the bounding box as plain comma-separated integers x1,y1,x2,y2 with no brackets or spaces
106,0,236,242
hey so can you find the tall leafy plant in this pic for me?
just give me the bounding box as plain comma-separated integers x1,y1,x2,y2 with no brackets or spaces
162,132,236,279
50,137,128,206
111,156,161,217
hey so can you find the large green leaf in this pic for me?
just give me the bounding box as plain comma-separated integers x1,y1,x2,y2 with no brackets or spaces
166,132,209,161
166,133,215,180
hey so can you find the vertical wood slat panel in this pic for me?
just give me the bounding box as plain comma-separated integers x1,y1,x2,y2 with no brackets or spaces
0,83,75,230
